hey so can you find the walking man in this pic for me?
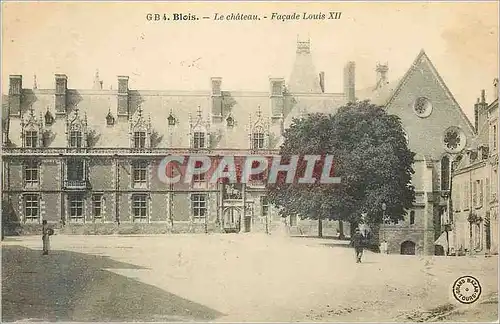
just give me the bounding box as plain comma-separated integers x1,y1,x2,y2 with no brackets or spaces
350,228,365,263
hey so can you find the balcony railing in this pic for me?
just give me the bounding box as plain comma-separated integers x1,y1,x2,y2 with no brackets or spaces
64,179,89,189
2,147,280,157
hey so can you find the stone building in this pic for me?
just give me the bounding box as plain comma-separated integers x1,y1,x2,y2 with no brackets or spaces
448,79,499,255
357,51,475,255
1,40,479,256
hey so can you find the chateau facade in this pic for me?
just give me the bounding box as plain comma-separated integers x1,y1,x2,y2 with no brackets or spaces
2,40,482,255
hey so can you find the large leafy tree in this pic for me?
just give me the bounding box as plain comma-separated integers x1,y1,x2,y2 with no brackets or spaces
267,100,415,237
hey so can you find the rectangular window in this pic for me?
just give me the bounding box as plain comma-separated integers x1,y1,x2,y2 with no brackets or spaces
25,131,38,148
191,194,207,219
24,160,39,185
92,194,103,218
24,194,39,221
69,131,83,148
473,180,478,207
492,170,498,201
67,160,85,181
455,183,461,212
193,173,205,182
132,160,148,185
133,131,146,149
261,196,269,216
486,178,490,205
463,182,469,210
132,194,148,220
253,133,265,149
493,125,497,151
272,82,282,96
69,194,84,221
478,179,484,208
193,132,205,149
409,211,415,225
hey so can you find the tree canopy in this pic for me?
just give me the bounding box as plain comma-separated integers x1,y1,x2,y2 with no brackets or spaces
267,100,416,227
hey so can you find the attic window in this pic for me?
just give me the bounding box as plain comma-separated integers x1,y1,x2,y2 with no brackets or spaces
44,110,54,126
413,97,432,118
168,113,176,126
106,110,115,126
226,115,234,127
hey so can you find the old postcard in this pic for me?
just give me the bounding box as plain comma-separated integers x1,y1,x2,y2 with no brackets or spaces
1,1,499,322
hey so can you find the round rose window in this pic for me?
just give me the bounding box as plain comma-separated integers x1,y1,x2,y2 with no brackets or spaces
413,97,433,118
443,127,466,153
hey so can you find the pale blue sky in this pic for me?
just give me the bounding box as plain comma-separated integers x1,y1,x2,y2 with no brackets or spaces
2,2,498,120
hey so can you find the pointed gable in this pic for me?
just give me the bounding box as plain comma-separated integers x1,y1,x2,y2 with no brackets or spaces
288,39,322,94
383,50,475,159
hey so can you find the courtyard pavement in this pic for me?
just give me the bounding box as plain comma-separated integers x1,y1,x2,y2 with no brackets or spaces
2,233,498,322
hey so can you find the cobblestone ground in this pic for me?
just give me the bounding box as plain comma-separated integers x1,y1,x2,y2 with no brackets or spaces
2,234,498,322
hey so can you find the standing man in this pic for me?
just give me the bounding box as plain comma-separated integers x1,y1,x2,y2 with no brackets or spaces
350,228,365,263
380,239,388,254
42,220,51,255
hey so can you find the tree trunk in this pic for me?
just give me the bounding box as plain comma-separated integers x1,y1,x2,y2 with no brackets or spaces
338,220,345,239
318,217,323,238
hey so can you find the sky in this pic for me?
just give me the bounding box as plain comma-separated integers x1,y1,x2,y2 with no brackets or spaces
2,1,498,120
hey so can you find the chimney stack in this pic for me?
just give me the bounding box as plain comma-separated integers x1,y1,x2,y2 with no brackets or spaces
270,78,285,118
376,63,389,88
117,76,129,116
8,75,22,116
474,89,488,134
343,62,356,103
93,70,103,90
211,77,223,118
319,72,325,93
55,74,68,114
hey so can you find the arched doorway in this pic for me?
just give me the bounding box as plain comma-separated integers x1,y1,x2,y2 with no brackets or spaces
401,240,416,255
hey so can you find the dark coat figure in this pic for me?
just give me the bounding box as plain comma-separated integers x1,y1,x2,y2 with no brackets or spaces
42,220,51,255
350,228,365,263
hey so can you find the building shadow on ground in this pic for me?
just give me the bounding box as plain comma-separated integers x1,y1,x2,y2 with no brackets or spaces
2,245,224,322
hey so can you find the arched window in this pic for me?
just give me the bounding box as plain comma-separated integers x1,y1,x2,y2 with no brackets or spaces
441,155,450,190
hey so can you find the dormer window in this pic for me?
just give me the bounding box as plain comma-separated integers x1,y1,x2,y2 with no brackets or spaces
106,110,115,126
44,110,54,126
226,115,234,127
66,108,88,148
25,131,38,148
69,131,83,148
133,131,146,149
168,113,176,126
193,132,205,149
129,105,152,149
189,106,209,150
